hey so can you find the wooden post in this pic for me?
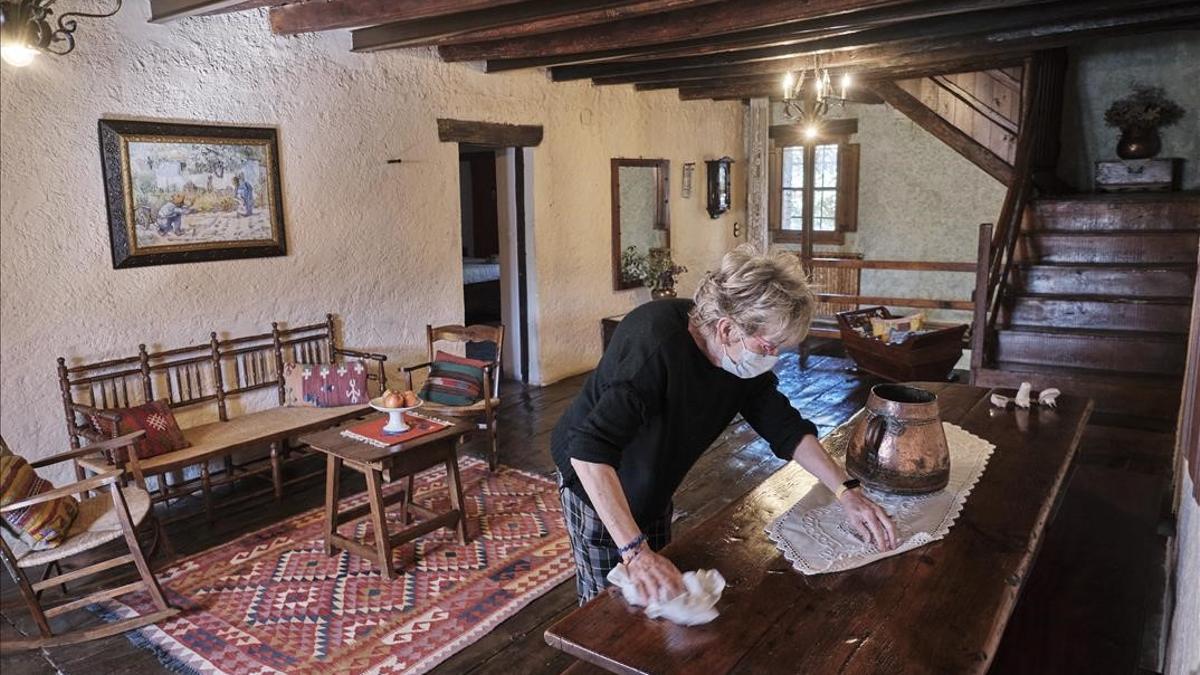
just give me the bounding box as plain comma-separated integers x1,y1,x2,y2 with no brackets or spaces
210,333,228,422
970,223,994,383
271,322,286,406
325,313,337,363
137,344,153,403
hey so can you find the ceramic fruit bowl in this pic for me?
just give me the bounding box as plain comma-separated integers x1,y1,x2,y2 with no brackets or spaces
369,396,424,434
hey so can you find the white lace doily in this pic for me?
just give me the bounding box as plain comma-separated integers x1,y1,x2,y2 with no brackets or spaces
765,421,996,575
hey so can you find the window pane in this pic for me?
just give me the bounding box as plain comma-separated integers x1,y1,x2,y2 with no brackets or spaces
782,146,805,189
782,189,803,230
815,188,838,221
814,144,839,189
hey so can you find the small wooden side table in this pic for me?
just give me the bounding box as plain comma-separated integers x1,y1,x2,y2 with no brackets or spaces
299,415,475,580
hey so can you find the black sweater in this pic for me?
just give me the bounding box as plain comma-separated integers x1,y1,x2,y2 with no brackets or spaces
551,299,818,524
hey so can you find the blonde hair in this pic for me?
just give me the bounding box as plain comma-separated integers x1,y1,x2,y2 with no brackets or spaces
690,245,816,344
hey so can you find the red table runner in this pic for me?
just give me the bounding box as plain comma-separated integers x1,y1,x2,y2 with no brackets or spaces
339,414,451,447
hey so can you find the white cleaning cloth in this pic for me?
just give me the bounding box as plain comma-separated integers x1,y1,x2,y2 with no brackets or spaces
606,564,726,626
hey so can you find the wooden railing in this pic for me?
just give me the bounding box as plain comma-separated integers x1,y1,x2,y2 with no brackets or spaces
968,50,1066,378
807,257,979,324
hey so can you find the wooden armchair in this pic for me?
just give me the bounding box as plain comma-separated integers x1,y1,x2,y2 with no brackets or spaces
404,324,504,471
0,432,177,651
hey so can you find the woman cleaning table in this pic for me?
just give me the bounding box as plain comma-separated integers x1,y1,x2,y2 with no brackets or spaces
552,246,897,605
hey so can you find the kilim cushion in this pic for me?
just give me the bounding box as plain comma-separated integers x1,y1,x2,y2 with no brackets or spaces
419,351,489,406
283,361,369,408
90,400,190,464
0,435,79,550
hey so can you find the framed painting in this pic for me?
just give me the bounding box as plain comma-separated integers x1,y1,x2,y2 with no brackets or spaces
98,119,286,268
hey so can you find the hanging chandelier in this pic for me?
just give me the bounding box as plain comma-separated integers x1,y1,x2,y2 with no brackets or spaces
781,58,852,140
0,0,122,67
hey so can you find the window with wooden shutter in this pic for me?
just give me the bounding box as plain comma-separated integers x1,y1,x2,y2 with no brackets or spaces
769,134,860,245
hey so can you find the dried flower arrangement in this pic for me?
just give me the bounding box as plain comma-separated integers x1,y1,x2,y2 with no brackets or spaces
1104,85,1185,131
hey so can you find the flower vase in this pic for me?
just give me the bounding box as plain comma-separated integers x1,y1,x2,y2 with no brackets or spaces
1116,127,1161,160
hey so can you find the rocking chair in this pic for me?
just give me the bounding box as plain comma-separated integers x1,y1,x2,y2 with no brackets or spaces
0,431,177,651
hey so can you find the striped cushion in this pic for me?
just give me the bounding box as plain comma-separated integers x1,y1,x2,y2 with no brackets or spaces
419,351,489,406
0,436,79,550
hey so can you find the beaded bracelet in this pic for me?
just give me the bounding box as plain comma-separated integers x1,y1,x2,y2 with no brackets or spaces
618,533,647,561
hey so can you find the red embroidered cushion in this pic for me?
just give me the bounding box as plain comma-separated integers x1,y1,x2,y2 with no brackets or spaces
282,361,370,408
419,351,490,406
90,400,190,464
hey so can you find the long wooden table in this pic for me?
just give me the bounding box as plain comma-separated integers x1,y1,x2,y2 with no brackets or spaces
544,382,1092,674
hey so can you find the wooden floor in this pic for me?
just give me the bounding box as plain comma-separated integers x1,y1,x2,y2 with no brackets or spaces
1,349,1173,674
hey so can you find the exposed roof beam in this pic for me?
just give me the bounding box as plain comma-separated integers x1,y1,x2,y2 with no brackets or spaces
148,0,251,22
556,0,1195,81
269,0,529,35
350,0,681,52
428,0,725,47
587,8,1193,88
456,0,1047,68
435,0,922,63
550,0,1165,81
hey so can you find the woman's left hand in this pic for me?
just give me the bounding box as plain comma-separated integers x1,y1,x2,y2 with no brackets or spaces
838,489,898,550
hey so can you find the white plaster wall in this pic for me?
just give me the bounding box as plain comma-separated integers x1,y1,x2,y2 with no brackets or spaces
1167,471,1200,675
771,102,1007,322
0,7,744,471
1059,30,1200,192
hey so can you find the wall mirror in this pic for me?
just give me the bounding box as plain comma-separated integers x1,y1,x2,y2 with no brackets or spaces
611,158,670,290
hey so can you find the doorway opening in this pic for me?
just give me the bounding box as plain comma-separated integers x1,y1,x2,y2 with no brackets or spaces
441,119,542,384
459,148,502,330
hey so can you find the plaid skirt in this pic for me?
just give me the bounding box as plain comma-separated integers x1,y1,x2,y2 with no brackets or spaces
558,479,673,605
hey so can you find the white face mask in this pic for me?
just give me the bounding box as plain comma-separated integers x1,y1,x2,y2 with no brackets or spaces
720,336,779,379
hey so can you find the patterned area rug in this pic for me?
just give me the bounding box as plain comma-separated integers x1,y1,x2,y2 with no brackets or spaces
96,458,574,674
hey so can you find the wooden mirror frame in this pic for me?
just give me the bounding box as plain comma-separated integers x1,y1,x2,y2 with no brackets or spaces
611,158,671,291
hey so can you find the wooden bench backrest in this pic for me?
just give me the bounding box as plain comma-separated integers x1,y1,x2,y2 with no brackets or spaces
59,313,382,446
810,253,862,319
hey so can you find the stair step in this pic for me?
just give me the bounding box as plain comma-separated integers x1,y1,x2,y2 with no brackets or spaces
994,327,1187,376
1028,194,1200,232
1012,264,1197,297
1002,294,1192,333
974,364,1182,421
1016,231,1199,264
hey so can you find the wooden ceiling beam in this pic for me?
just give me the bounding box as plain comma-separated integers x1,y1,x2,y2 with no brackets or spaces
467,0,1050,70
436,0,922,63
428,0,725,47
589,8,1192,89
550,0,1167,81
268,0,529,35
350,0,686,52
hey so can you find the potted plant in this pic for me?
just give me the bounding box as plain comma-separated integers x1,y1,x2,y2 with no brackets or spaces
1104,85,1185,160
620,246,688,299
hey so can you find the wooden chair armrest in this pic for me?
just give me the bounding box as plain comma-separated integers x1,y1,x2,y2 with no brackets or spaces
0,471,121,513
69,403,122,423
401,361,433,373
29,431,146,469
335,347,387,363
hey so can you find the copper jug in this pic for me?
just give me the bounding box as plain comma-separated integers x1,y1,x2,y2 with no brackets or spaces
846,384,950,495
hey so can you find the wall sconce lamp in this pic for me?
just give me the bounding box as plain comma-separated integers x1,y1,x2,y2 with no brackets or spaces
0,0,122,67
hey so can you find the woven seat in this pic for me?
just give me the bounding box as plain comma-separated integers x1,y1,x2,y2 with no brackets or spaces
77,404,370,476
7,487,151,568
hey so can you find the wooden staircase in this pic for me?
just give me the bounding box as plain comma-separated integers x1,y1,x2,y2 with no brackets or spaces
973,193,1199,426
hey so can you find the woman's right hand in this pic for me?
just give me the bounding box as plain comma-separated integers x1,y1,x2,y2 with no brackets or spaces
625,546,685,603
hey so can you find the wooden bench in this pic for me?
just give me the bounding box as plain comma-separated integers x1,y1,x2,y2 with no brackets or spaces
58,314,387,521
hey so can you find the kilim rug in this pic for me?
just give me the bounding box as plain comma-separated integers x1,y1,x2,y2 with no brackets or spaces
94,457,575,674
